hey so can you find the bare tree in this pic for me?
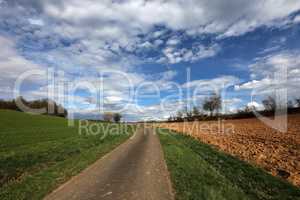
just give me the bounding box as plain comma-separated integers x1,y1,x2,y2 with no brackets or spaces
295,98,300,108
287,100,294,109
202,94,222,116
103,112,114,122
237,105,256,115
192,106,200,117
246,105,256,112
176,111,183,121
183,106,193,121
113,113,122,123
262,96,276,111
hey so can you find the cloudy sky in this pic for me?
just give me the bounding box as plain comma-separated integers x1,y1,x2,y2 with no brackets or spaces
0,0,300,121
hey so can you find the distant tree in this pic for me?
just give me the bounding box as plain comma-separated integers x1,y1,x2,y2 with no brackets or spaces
56,104,68,118
0,99,15,110
237,105,256,117
103,112,114,122
176,111,183,121
262,96,276,111
192,106,200,116
295,98,300,108
203,100,213,116
167,116,172,122
184,107,193,121
287,100,294,109
14,96,27,111
244,105,255,113
202,94,222,116
0,97,67,118
113,113,122,123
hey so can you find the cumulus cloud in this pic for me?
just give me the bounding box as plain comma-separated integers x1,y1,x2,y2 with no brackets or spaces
247,101,264,110
163,43,220,64
0,36,45,98
39,0,300,38
3,0,299,63
222,98,243,113
1,0,300,120
166,37,181,46
183,75,240,90
28,18,44,26
2,0,298,69
235,51,300,98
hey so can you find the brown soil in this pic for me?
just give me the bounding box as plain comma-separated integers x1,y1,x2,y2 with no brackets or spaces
158,114,300,187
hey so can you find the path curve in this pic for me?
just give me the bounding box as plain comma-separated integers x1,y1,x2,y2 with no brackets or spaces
44,126,174,200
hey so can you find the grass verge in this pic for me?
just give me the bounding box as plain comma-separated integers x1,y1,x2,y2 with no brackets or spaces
0,109,135,200
157,128,300,200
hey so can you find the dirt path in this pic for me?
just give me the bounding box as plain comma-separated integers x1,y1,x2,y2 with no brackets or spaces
44,126,174,200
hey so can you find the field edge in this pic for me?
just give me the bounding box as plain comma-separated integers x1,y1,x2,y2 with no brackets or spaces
157,128,300,200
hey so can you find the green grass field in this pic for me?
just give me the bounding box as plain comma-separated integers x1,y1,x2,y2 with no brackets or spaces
0,109,135,200
158,128,300,200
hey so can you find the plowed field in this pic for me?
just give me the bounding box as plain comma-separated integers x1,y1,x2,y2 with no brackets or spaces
158,114,300,187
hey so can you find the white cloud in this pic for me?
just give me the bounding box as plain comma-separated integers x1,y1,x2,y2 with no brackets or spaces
152,30,166,38
235,51,300,98
161,70,177,81
162,43,220,64
247,101,264,110
2,0,300,121
3,0,298,70
139,41,153,49
166,37,181,46
294,15,300,23
183,75,239,90
250,51,300,78
222,98,243,113
153,39,164,47
104,96,124,103
28,18,44,26
235,79,273,90
0,36,45,91
42,0,300,39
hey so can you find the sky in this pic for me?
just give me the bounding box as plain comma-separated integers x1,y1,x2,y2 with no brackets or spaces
0,0,300,121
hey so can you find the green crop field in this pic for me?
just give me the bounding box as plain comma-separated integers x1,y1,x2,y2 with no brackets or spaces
0,109,135,200
158,128,300,200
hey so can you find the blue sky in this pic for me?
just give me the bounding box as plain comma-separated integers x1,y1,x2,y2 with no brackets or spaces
0,0,300,121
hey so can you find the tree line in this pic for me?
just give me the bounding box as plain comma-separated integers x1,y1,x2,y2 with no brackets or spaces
0,96,68,118
167,94,300,122
0,97,124,122
102,112,122,123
